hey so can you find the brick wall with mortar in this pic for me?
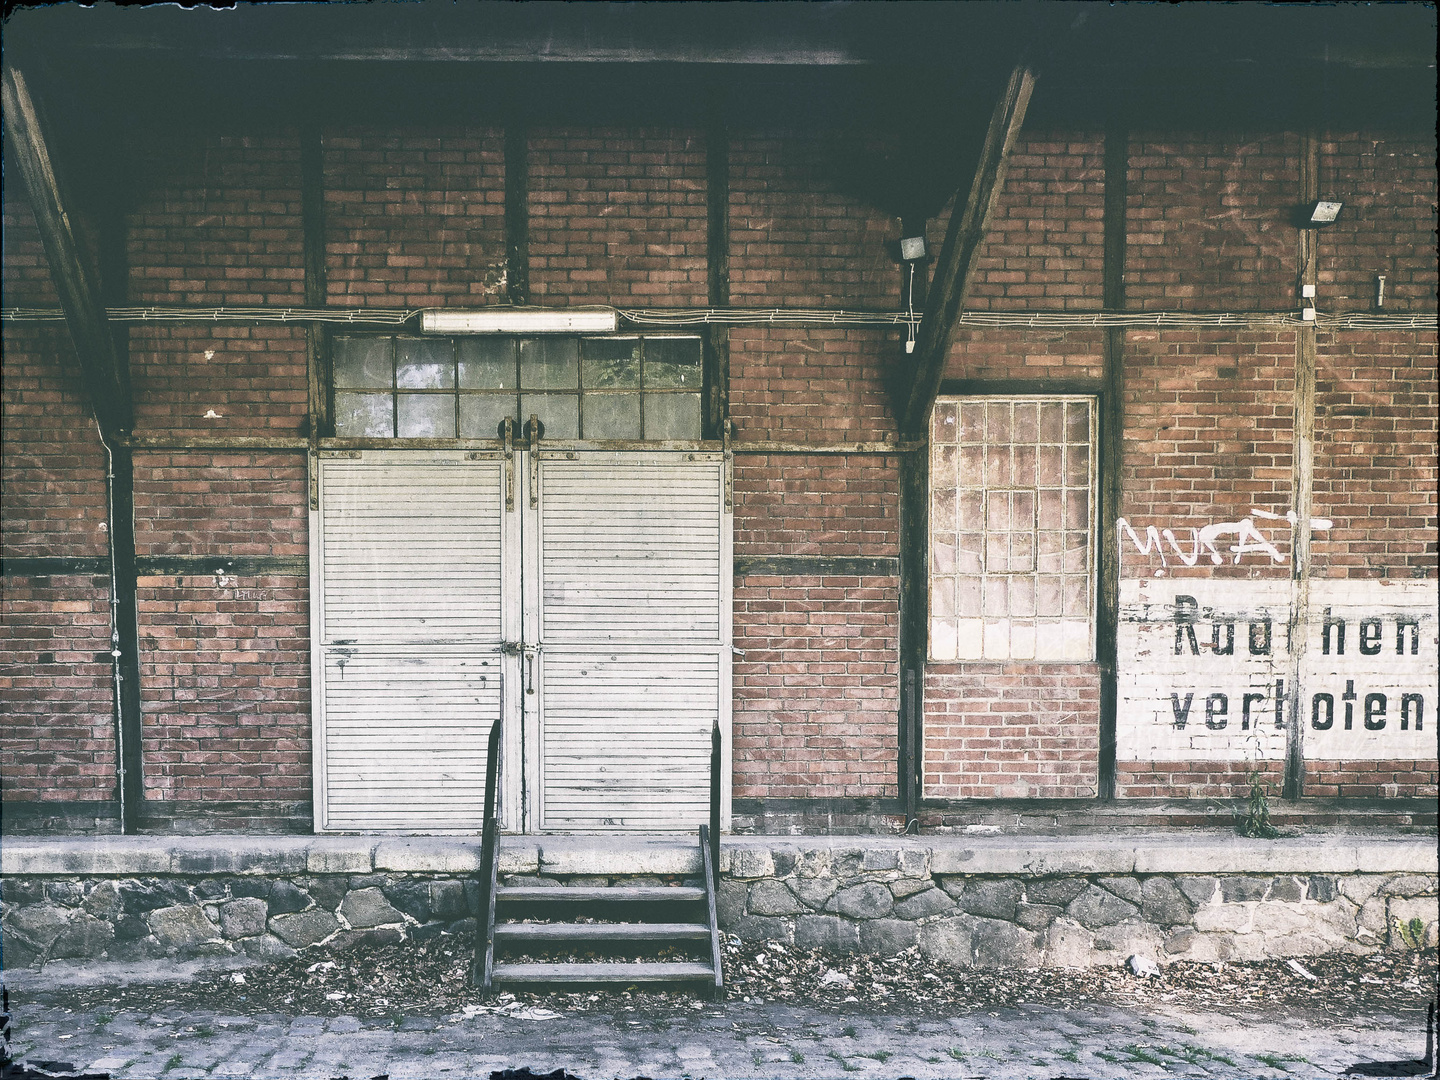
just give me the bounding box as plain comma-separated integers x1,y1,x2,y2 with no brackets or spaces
528,128,707,307
323,130,507,309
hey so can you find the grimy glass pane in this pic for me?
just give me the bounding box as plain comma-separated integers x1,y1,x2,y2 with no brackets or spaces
1013,402,1039,442
333,336,392,388
581,338,641,389
396,337,454,389
519,337,580,389
520,393,579,439
582,393,642,440
396,394,456,438
459,338,518,389
959,403,985,442
932,401,958,443
644,337,702,389
956,576,982,618
334,391,394,437
644,392,702,440
459,394,521,438
957,445,984,486
1013,445,1038,488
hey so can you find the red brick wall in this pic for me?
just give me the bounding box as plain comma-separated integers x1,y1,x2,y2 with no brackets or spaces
3,193,59,304
528,128,706,306
928,134,1106,313
137,573,309,803
324,130,506,308
733,574,899,799
729,132,901,309
1126,134,1300,313
1312,329,1440,578
129,132,305,306
1115,760,1286,802
129,325,308,438
942,327,1106,382
0,576,116,803
1318,133,1439,314
132,453,307,559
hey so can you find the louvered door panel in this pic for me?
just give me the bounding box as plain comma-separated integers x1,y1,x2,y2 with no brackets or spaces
315,454,510,833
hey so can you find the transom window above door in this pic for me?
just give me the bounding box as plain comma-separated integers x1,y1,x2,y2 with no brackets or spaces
332,335,704,440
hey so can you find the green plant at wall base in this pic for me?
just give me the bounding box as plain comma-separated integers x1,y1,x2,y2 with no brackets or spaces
1394,915,1427,950
1238,768,1279,838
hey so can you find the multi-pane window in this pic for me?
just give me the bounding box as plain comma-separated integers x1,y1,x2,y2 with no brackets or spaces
332,335,703,441
929,395,1096,661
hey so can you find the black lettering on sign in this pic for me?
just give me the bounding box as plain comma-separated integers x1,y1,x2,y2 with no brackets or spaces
1397,617,1419,655
1242,692,1265,730
1248,618,1272,656
1170,692,1194,728
1205,693,1228,730
1211,620,1235,655
1322,608,1346,655
1174,595,1200,655
1343,679,1356,730
1364,693,1386,730
1401,693,1424,731
1359,618,1382,655
1275,678,1284,728
1312,693,1335,730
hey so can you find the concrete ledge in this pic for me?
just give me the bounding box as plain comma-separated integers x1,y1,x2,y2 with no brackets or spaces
3,831,1435,879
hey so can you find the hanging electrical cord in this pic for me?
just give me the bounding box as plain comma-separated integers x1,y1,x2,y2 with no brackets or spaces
96,417,129,833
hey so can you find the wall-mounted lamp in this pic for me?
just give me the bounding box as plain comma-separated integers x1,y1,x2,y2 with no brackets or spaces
899,236,928,262
1298,199,1344,228
898,236,927,354
420,308,619,334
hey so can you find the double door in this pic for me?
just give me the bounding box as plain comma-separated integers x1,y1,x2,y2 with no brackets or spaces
311,449,731,833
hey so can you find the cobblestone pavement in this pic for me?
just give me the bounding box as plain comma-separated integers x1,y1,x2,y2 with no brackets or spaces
4,983,1434,1079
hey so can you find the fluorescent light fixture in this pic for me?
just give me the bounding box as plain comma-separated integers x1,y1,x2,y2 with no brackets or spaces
420,308,618,334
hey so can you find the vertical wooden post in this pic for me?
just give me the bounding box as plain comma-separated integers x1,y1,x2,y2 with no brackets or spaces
1285,131,1320,801
705,117,730,440
301,124,330,450
1096,121,1128,801
898,447,929,825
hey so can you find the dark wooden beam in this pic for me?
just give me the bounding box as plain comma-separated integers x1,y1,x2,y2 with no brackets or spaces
894,65,1035,435
1096,121,1129,802
2,67,132,437
897,447,928,827
704,117,730,440
301,123,331,442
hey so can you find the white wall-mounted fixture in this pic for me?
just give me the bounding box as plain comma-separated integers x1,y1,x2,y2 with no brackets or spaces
1300,199,1343,227
1376,273,1387,309
899,236,928,262
420,308,619,334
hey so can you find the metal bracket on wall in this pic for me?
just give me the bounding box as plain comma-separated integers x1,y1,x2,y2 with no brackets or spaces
501,417,515,513
308,450,320,510
722,418,733,512
527,414,541,509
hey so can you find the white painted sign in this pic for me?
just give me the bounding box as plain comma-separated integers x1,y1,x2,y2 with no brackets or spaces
1118,578,1437,762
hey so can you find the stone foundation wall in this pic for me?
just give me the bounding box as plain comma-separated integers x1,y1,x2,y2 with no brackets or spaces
2,835,1435,972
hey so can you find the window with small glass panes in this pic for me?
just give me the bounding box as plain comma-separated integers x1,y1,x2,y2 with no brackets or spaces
928,395,1096,662
331,334,704,440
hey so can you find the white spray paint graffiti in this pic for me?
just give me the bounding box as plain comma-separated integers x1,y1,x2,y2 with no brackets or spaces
1117,509,1332,574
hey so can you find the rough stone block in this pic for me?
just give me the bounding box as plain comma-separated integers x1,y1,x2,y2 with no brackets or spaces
1382,874,1438,898
114,914,149,942
119,882,186,915
332,927,405,950
956,879,1021,921
898,848,931,878
1067,885,1138,929
1220,876,1270,903
892,888,955,921
796,915,860,952
241,935,297,962
382,880,433,923
1015,903,1062,931
1339,875,1385,906
771,851,797,877
1140,877,1193,927
716,880,747,926
972,917,1042,969
748,880,803,917
1306,876,1336,903
792,849,833,878
1097,877,1142,904
733,915,794,943
1387,896,1440,949
1026,878,1087,908
3,935,40,969
859,919,918,956
267,881,312,916
1176,876,1219,907
1163,929,1198,955
4,904,71,949
340,887,405,928
306,839,375,874
3,880,46,906
45,881,84,906
919,916,973,968
49,914,114,960
302,876,349,912
270,910,340,949
1044,917,1094,968
795,878,838,911
148,905,221,949
1267,876,1303,902
194,880,228,902
887,877,931,900
935,876,966,901
861,849,900,872
831,849,866,879
219,898,269,940
834,882,893,920
430,880,467,922
224,878,271,901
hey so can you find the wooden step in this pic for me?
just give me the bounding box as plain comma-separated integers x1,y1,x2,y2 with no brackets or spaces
494,921,711,942
496,886,705,904
492,960,717,985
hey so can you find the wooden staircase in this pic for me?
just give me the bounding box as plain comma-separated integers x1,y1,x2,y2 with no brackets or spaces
470,721,725,998
476,829,724,998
